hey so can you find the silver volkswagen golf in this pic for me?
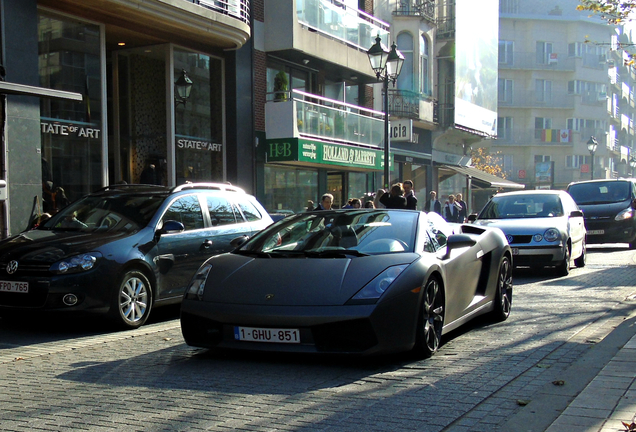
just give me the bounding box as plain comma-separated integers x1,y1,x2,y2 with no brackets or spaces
469,190,586,276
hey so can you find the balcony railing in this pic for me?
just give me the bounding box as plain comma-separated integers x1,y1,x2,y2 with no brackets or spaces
388,89,420,119
495,128,607,146
266,89,385,148
296,0,390,51
499,52,575,71
498,90,576,109
393,1,435,22
189,0,250,24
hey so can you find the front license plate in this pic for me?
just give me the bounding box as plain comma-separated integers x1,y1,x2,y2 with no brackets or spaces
511,248,519,255
0,281,28,294
234,326,300,344
587,230,605,235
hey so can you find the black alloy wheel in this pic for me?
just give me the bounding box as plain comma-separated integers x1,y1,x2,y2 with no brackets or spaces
413,277,444,358
492,256,513,322
109,270,153,329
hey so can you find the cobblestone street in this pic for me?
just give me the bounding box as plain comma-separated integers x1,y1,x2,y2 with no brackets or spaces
1,246,635,432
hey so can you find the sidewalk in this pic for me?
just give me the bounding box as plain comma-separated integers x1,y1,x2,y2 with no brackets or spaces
546,333,636,432
499,313,636,432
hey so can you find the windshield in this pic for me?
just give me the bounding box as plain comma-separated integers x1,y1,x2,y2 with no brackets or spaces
39,194,166,232
239,210,418,257
568,181,631,205
479,194,563,219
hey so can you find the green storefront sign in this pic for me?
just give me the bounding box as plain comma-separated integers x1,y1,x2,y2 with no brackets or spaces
266,138,387,170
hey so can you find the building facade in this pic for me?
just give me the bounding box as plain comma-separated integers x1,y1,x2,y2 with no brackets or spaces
254,0,518,215
488,0,636,190
0,0,254,235
0,0,521,237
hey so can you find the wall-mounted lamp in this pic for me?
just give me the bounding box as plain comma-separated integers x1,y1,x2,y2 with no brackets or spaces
175,69,193,107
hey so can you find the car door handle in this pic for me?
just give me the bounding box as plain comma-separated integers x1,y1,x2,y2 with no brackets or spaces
201,240,213,249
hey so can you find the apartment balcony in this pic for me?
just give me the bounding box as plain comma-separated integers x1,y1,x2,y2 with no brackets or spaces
499,52,575,71
393,1,436,23
264,0,389,81
40,0,251,49
498,90,576,109
265,90,384,148
387,89,436,124
495,128,612,147
495,128,575,146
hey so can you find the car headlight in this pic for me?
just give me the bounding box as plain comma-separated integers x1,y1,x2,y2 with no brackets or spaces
616,207,634,221
49,252,101,274
184,262,213,301
543,228,560,242
533,234,543,242
348,265,408,304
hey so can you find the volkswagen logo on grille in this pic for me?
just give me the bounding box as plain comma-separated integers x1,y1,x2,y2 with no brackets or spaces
506,235,514,244
6,260,18,274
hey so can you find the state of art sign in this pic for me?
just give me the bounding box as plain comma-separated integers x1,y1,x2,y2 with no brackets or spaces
41,121,101,139
176,138,222,152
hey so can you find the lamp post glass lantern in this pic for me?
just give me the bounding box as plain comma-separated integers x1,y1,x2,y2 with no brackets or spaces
175,69,193,106
367,35,404,189
587,136,598,180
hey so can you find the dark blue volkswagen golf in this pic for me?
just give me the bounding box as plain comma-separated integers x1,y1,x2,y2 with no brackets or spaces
0,183,272,328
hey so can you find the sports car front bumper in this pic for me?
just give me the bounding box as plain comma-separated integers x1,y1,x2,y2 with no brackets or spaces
180,295,420,356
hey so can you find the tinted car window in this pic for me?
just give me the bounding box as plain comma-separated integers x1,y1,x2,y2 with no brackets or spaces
206,196,237,226
162,195,204,230
480,194,563,218
568,181,632,204
237,200,263,222
42,195,165,232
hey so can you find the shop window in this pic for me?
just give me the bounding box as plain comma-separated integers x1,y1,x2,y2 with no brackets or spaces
39,13,103,204
174,50,224,185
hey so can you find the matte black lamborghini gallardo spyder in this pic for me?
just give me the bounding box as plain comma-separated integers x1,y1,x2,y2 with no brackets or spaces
181,209,512,357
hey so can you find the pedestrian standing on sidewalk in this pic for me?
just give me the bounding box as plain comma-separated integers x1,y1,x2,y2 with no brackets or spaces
403,180,417,210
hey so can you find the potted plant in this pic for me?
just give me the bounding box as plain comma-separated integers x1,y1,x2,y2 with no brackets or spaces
274,70,289,102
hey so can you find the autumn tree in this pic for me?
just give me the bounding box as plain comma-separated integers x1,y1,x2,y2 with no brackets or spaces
577,1,636,24
470,147,506,178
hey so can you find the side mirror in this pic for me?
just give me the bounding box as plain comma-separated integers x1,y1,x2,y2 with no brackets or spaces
230,235,250,249
570,210,583,218
466,213,478,223
443,234,476,259
632,199,636,210
156,220,185,237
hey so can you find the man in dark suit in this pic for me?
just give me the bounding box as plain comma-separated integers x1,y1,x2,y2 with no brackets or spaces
403,180,417,210
444,194,463,223
379,183,407,209
424,190,442,215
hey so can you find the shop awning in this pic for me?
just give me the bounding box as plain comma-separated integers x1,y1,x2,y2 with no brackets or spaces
441,164,525,190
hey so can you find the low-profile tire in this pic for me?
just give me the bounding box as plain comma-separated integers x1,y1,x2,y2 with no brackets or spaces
556,244,571,277
492,256,513,322
109,270,153,329
412,277,444,358
574,240,586,268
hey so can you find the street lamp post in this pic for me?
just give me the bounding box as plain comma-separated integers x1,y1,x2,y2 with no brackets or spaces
367,35,404,189
587,136,598,180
